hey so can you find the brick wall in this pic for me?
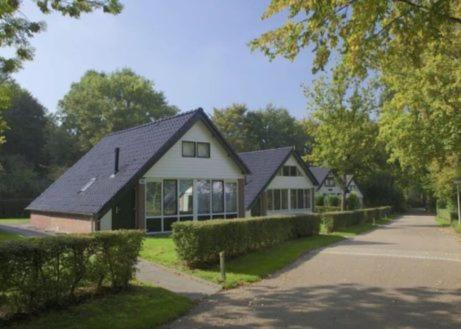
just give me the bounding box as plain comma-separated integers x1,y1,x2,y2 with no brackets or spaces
30,212,93,233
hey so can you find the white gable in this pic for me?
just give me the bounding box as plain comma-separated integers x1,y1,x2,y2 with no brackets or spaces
266,155,315,189
144,120,244,179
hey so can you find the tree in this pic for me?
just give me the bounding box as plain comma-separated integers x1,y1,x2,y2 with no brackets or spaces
2,82,48,166
246,105,309,153
212,103,309,153
212,104,250,152
58,69,179,150
250,0,460,77
0,0,122,75
305,77,378,210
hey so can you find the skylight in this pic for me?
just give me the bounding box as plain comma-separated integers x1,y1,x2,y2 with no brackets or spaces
80,177,96,193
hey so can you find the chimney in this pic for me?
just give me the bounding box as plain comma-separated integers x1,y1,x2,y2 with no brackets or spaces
114,147,120,175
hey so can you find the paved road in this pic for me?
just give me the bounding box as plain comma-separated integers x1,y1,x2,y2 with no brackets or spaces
166,213,461,329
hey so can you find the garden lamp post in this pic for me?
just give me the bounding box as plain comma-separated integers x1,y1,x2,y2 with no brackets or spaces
455,180,461,225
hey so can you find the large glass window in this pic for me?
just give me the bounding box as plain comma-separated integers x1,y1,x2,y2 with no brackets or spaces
281,189,288,210
291,189,297,209
274,189,281,210
197,142,210,158
179,180,193,214
163,180,177,216
297,189,304,209
146,181,161,217
267,190,273,211
197,180,211,214
225,182,237,213
304,189,311,209
182,141,195,157
212,180,224,213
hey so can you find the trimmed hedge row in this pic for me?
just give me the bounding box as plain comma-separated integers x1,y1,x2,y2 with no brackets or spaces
322,206,392,233
172,214,321,267
0,230,144,315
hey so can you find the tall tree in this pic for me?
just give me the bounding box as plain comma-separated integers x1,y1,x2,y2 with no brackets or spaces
305,77,378,210
58,69,179,150
212,104,309,153
212,104,250,152
2,82,48,166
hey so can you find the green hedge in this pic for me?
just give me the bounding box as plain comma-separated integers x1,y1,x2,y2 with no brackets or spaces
322,206,392,233
0,230,144,315
316,206,341,213
172,214,321,267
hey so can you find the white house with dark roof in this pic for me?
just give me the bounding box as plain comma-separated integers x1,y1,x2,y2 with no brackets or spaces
310,166,364,205
27,109,250,233
238,147,319,217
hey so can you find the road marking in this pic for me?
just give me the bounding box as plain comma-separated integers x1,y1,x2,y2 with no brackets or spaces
319,250,461,263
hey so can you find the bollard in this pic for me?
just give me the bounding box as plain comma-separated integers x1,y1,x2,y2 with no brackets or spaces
219,251,226,282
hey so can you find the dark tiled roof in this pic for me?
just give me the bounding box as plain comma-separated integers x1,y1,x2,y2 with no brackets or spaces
239,147,318,210
311,166,356,190
310,166,331,187
27,109,250,217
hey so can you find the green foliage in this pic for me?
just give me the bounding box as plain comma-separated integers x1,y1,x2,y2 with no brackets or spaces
322,206,392,233
326,195,340,207
315,206,341,213
172,214,321,268
0,230,143,316
213,103,309,153
315,194,325,206
0,0,122,75
58,69,178,150
347,193,361,210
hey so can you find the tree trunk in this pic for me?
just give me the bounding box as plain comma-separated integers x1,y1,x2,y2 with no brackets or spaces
341,174,347,211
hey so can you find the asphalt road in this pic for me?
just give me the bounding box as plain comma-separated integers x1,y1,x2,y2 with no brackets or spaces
166,213,461,329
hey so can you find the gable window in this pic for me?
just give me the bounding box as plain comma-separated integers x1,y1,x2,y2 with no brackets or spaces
182,141,195,157
325,176,335,187
197,142,210,158
280,165,302,177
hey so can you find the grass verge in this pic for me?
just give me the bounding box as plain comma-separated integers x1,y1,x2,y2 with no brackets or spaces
0,218,29,225
8,283,193,329
0,230,23,243
436,214,461,234
141,217,393,289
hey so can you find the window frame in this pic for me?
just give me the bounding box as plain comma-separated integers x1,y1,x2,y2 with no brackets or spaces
182,141,196,158
196,142,211,158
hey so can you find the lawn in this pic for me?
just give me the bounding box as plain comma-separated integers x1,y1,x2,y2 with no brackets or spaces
0,217,29,225
0,229,23,243
140,218,391,289
8,284,193,329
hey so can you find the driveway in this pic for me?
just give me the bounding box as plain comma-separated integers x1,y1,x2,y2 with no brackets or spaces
167,213,461,329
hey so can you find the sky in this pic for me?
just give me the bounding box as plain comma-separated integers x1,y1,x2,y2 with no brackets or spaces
13,0,318,119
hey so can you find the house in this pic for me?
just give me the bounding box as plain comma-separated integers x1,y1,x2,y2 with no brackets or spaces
238,147,319,217
310,166,364,205
27,108,251,233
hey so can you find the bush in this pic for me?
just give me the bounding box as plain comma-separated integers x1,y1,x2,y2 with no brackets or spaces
315,195,325,206
347,193,361,210
322,206,392,233
315,206,341,213
172,214,321,267
326,195,340,207
0,230,144,315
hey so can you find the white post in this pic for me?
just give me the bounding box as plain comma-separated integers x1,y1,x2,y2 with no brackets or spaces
457,183,461,225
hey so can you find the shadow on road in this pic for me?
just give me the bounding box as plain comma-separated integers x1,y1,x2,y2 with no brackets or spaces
174,284,461,329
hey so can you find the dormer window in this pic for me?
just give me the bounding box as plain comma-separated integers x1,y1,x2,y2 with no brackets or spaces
182,141,210,158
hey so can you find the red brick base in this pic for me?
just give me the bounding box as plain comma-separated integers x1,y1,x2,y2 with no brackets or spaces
30,212,93,234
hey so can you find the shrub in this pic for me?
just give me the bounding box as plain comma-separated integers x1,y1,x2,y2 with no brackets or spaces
172,214,321,267
347,193,361,210
326,195,340,207
315,206,341,213
0,230,144,315
322,206,392,233
315,195,325,206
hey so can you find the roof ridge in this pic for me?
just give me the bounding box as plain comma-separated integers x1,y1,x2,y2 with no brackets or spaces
238,146,294,155
107,108,203,137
